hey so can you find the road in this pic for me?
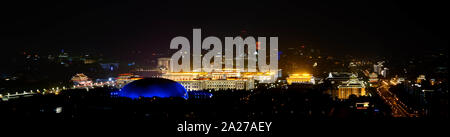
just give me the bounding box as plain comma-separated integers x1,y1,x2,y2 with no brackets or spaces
376,80,419,117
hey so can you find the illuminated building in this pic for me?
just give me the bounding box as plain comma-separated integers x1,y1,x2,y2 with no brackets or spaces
368,72,379,87
116,73,143,86
162,72,204,81
337,74,366,100
83,59,96,64
417,75,426,83
177,80,203,91
71,73,93,87
356,102,370,109
328,72,333,78
162,68,277,81
286,74,314,85
325,72,353,84
430,78,436,86
381,67,389,78
118,78,188,99
369,72,378,83
373,61,384,75
157,57,171,72
178,78,253,91
161,70,268,91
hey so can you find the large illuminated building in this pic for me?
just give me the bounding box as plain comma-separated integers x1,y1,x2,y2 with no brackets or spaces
161,70,258,91
286,74,314,85
71,73,93,87
177,78,254,91
156,50,280,91
160,68,281,91
337,74,367,100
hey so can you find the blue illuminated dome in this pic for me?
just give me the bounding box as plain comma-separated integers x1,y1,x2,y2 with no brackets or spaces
119,78,188,99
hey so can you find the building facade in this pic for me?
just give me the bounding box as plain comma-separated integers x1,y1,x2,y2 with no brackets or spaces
286,74,314,85
337,74,367,100
178,79,254,91
161,70,259,91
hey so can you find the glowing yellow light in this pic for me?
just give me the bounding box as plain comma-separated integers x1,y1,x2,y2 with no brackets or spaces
286,73,313,85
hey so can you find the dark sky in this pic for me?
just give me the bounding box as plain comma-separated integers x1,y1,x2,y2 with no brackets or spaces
1,1,448,60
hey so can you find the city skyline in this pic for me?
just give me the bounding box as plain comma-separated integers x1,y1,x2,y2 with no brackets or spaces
0,1,447,136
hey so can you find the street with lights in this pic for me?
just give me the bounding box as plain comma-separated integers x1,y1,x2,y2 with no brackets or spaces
377,80,420,117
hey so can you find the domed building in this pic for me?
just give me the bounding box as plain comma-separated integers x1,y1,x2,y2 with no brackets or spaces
118,78,188,99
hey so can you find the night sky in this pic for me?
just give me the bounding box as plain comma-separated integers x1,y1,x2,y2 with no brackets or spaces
1,1,448,62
